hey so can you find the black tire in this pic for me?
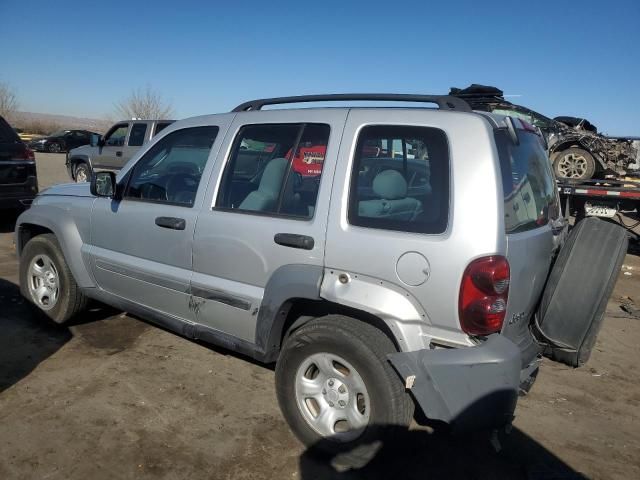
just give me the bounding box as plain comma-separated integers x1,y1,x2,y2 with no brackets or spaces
553,147,597,180
275,315,413,455
535,217,628,367
47,142,62,153
74,162,90,183
20,234,88,324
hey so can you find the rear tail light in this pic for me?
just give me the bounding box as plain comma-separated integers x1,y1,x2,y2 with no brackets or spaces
459,256,510,336
18,148,35,161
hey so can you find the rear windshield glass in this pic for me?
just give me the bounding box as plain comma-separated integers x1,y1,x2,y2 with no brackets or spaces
495,129,557,233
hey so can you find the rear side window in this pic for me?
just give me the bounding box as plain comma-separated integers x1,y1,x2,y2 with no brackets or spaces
216,123,330,219
496,129,557,233
128,123,147,146
348,125,449,234
154,121,172,136
129,123,147,147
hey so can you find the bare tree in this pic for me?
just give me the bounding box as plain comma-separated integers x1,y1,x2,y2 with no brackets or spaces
0,82,19,120
115,85,174,120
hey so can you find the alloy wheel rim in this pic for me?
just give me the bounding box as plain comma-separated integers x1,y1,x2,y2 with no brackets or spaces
76,168,87,182
27,254,60,310
50,143,61,153
294,352,370,442
558,153,588,178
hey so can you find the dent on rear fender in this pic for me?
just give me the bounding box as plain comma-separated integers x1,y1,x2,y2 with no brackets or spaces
320,268,432,352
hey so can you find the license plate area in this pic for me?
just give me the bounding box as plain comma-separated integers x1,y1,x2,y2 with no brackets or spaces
585,202,617,218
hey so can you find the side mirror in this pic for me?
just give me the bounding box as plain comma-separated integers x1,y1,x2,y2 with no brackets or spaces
90,134,100,147
90,171,116,198
97,136,105,147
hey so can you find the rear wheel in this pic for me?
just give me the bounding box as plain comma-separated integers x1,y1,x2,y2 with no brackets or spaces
554,148,597,180
275,315,413,455
74,162,90,183
20,234,88,324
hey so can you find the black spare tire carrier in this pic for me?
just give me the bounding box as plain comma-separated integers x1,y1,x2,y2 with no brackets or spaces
533,217,628,367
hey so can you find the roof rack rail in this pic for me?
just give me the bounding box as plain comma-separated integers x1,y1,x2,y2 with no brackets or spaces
231,94,472,112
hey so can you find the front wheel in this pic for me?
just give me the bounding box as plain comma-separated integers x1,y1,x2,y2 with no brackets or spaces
20,234,88,324
48,142,62,153
554,148,597,180
275,315,413,455
74,163,90,183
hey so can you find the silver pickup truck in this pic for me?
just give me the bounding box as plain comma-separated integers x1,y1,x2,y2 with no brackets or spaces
66,119,173,182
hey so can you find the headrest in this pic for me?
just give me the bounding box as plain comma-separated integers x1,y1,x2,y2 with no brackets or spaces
259,158,289,196
372,170,407,200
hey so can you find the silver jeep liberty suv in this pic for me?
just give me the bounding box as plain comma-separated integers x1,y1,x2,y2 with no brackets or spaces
16,94,627,453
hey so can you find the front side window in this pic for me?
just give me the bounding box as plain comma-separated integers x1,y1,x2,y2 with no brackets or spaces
216,123,330,218
124,126,218,207
128,123,148,146
349,125,449,234
496,129,558,233
104,124,128,146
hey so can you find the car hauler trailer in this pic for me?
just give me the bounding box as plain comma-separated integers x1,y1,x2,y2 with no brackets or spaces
558,178,640,235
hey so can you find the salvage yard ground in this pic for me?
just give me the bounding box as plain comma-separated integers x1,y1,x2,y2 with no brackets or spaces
0,153,639,479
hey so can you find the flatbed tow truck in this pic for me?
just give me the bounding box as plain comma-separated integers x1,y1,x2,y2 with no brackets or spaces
559,177,640,236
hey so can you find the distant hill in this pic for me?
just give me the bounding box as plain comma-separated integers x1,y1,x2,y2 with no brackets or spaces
12,111,111,134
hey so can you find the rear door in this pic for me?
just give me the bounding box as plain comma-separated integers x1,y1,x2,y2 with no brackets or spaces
191,109,347,343
322,110,457,346
120,122,148,166
495,127,564,360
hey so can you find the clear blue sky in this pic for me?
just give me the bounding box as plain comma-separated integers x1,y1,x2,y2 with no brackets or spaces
2,0,639,135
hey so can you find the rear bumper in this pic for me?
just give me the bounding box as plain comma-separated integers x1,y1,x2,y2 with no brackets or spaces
389,334,539,432
0,176,38,209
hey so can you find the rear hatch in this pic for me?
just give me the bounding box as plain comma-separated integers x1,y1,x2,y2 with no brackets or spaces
0,116,34,185
494,125,564,365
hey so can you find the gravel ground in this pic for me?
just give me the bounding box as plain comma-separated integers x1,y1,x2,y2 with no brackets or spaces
0,153,638,479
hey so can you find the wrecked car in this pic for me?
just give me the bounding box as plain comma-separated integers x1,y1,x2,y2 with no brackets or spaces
451,84,639,181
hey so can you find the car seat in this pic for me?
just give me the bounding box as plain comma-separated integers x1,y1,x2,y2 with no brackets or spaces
239,157,289,212
358,170,422,221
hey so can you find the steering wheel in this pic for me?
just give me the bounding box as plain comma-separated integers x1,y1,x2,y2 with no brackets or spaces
165,173,199,204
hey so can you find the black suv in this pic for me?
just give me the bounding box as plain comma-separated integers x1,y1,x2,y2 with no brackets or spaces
29,129,98,153
0,115,38,211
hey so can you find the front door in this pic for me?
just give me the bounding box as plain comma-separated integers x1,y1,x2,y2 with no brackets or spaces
95,123,129,169
89,125,221,321
191,109,347,343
